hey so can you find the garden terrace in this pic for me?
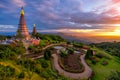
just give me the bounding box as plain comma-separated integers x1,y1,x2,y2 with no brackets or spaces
58,53,85,73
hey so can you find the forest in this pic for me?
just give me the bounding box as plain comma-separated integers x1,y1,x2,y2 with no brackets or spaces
90,42,120,58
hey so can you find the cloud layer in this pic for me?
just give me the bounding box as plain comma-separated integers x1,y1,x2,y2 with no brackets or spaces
0,0,120,33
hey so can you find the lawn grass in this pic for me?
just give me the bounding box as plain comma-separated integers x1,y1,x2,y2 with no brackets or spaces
40,40,46,46
91,58,120,80
87,48,120,80
91,47,112,59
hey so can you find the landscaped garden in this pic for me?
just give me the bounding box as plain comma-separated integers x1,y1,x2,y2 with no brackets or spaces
0,34,120,80
58,49,85,73
0,43,71,80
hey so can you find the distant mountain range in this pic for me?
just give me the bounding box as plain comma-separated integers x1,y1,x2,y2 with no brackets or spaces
0,32,120,43
54,32,120,43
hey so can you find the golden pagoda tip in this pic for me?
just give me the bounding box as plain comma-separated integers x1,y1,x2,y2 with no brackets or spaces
20,6,24,15
33,23,36,27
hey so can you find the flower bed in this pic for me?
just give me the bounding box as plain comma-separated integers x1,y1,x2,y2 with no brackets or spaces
58,54,85,73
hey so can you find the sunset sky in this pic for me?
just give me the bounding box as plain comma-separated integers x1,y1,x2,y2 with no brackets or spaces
0,0,120,36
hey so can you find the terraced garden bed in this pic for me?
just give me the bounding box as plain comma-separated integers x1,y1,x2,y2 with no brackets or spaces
58,53,85,73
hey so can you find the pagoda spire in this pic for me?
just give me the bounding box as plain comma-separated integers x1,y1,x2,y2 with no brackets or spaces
32,23,37,35
17,7,30,40
20,6,24,15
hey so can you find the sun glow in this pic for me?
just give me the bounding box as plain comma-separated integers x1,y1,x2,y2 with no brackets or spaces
69,29,94,33
113,24,120,27
99,28,120,36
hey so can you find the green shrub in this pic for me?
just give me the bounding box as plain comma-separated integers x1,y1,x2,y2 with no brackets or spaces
107,71,120,80
44,49,51,60
28,45,34,50
95,53,103,58
101,60,108,66
41,71,49,78
41,61,49,68
47,69,58,78
36,58,49,68
95,57,100,62
85,50,93,59
34,67,41,74
60,50,67,57
89,56,96,60
0,65,15,79
40,40,46,47
67,48,74,54
90,56,100,62
96,52,111,60
17,59,36,71
0,47,17,60
18,72,25,78
91,60,96,65
34,49,41,54
73,43,83,48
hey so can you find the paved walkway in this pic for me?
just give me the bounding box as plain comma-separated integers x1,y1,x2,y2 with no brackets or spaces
21,42,92,79
23,43,66,58
41,42,66,50
52,54,92,79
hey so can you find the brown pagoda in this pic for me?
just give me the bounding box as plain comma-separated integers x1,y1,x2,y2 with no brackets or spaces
17,7,30,40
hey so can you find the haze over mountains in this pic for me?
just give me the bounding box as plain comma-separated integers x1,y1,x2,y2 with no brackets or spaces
0,31,120,43
55,32,120,43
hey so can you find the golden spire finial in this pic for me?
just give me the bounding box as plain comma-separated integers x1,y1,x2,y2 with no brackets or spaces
33,23,36,27
20,6,24,15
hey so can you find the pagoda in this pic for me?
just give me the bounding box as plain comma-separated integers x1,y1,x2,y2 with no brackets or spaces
32,23,37,35
17,7,30,40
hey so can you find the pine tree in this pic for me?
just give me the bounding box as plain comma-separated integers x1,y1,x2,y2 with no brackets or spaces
44,49,51,60
85,49,93,59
